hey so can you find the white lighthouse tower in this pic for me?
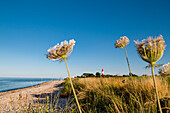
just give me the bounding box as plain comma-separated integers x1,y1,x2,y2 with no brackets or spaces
101,69,104,75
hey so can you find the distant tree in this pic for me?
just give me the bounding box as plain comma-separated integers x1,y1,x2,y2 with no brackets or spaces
82,73,90,77
101,75,106,77
80,75,84,78
132,73,138,77
113,75,119,77
96,72,101,77
89,74,95,77
100,74,116,78
83,73,95,78
142,74,148,77
104,74,115,77
123,73,138,77
123,75,129,77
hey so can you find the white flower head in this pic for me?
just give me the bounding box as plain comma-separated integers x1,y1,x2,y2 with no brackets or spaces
159,62,170,76
46,39,76,61
115,36,130,48
134,35,166,64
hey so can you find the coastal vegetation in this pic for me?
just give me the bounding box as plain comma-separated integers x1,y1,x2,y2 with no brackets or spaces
60,76,169,113
1,76,169,113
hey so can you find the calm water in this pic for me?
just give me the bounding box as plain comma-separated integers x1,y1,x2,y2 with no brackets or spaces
0,77,59,92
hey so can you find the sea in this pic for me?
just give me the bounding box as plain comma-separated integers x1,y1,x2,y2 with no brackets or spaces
0,77,60,92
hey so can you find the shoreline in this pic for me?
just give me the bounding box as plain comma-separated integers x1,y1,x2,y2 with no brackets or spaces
0,79,62,93
0,78,61,93
0,80,65,111
0,81,51,93
0,80,64,96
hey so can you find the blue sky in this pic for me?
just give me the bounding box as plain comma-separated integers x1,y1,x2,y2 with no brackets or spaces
0,0,169,78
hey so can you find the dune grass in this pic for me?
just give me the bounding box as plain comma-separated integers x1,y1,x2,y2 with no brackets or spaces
60,76,169,113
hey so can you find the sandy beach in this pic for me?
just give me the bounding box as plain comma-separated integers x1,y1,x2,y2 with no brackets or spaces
0,80,65,112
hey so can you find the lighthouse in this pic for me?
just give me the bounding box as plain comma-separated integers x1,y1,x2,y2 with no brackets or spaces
101,69,104,75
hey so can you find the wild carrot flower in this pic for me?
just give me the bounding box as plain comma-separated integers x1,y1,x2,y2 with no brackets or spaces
115,36,132,77
46,39,76,61
46,39,82,113
134,35,166,113
159,62,170,76
134,35,166,64
115,36,143,111
115,36,129,48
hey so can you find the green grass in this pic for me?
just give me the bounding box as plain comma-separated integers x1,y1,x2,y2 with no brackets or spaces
60,76,169,113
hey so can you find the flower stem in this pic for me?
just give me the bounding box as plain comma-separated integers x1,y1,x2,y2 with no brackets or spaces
124,47,132,77
124,47,144,112
151,63,162,113
63,58,82,113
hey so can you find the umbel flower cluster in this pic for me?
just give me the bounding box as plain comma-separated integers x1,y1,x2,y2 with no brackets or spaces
46,39,82,113
46,39,76,61
134,35,166,64
159,63,170,75
115,36,129,48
